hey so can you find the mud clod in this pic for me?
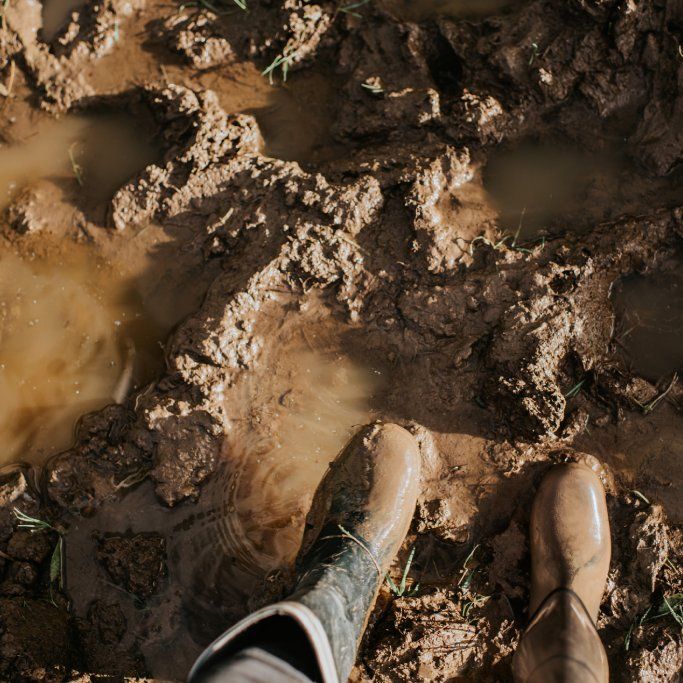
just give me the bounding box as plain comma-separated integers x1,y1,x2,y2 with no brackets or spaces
96,533,166,599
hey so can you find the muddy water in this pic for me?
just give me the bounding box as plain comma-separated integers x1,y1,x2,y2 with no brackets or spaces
215,345,380,566
613,259,683,383
41,0,87,42
483,143,608,240
483,140,683,241
0,109,165,464
0,110,161,211
63,333,383,676
380,0,516,20
75,111,163,204
0,248,165,466
178,337,383,637
0,117,87,210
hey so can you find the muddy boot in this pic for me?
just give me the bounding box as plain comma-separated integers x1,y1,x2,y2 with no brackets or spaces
188,423,421,683
513,459,611,683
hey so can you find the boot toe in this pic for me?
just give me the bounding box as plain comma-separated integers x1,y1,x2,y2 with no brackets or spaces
530,461,611,621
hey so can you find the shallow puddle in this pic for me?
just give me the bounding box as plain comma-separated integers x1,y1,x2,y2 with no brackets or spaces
0,117,86,211
482,138,683,241
74,111,164,204
483,143,604,241
380,0,517,21
41,0,88,42
0,110,161,212
0,248,165,466
613,260,683,383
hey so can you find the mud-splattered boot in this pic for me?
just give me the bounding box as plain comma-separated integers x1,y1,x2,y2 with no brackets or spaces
513,458,611,682
188,423,421,683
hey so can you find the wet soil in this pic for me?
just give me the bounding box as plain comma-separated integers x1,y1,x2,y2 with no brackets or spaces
0,0,681,681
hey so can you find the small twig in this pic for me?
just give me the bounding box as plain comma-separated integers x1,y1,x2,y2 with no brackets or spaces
337,525,382,575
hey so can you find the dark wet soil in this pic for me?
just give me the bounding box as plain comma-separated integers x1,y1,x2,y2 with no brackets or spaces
0,0,682,681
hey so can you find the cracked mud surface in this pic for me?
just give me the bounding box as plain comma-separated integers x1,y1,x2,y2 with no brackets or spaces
0,0,682,680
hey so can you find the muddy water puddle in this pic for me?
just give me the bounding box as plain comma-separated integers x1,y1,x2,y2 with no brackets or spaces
483,143,614,241
41,0,87,42
63,332,384,677
0,247,166,466
0,110,162,212
175,335,385,647
206,342,382,579
0,107,166,465
483,140,682,241
613,257,683,383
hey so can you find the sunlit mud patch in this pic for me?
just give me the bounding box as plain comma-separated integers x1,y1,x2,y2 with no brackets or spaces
612,257,683,383
0,110,161,217
41,0,87,42
379,0,518,21
0,249,164,465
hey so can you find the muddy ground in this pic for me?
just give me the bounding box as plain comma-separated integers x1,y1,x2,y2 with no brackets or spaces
0,0,682,680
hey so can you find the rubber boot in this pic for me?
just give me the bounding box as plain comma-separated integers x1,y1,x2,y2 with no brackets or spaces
188,423,421,683
513,459,611,682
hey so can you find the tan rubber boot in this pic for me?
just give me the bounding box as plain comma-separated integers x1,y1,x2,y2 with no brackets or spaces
188,422,421,683
513,459,611,683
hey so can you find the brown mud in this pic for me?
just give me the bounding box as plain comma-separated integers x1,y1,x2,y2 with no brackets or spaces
0,0,681,681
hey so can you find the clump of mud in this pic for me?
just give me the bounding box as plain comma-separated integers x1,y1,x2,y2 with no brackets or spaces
0,0,681,681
